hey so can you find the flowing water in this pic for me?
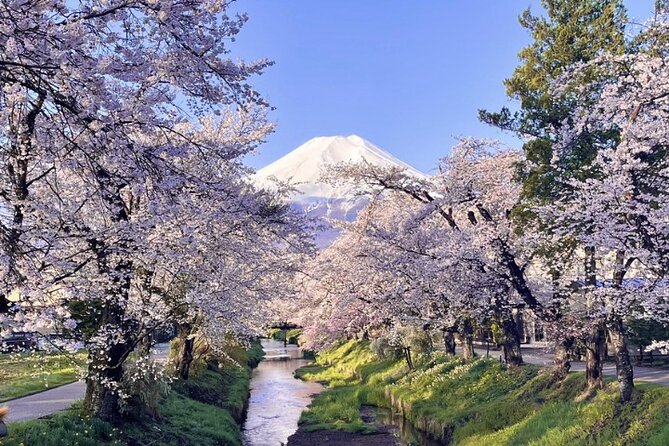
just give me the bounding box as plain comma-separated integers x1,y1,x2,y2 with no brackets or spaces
373,406,444,446
242,339,323,446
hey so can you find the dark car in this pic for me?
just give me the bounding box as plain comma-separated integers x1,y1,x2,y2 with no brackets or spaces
1,332,38,352
36,333,75,351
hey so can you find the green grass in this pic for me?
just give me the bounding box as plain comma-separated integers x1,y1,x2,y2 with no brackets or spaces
297,340,669,445
1,389,243,446
0,403,122,446
299,386,376,434
121,392,241,446
0,351,86,402
245,341,265,368
120,342,265,446
173,364,250,422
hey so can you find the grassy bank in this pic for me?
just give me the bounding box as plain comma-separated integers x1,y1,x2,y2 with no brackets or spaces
0,351,86,402
1,342,264,446
296,340,669,445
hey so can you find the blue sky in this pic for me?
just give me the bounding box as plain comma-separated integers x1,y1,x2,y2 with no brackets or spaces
232,1,655,174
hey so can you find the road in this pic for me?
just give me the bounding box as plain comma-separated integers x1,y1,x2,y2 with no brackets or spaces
4,343,170,423
5,381,87,422
470,345,669,387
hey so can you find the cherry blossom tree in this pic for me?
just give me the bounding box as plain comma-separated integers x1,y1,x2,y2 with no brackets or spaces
543,17,669,401
322,140,546,366
0,0,315,421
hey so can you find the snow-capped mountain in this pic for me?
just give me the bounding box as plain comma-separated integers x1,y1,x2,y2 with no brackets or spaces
255,135,427,246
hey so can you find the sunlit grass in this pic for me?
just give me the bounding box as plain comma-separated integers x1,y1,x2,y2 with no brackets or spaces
299,386,375,433
297,340,669,445
0,351,86,402
267,328,303,345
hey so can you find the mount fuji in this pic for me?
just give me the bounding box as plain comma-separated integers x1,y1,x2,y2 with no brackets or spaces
254,135,427,246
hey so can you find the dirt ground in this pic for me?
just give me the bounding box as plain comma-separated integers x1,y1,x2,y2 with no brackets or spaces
286,427,399,446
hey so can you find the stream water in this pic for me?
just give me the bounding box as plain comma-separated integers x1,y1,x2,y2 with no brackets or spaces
242,339,323,446
242,339,438,446
373,407,444,446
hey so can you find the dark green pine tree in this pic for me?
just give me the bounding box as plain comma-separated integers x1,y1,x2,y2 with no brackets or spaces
480,0,627,203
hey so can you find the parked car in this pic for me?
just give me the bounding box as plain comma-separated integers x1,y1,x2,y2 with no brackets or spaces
36,333,56,351
35,333,76,351
1,332,38,352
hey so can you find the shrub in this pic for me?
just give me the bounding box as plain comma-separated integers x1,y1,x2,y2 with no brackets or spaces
370,336,401,360
403,328,433,355
120,356,172,419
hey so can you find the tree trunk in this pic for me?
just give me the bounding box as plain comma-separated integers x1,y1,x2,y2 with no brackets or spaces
583,246,605,390
609,317,634,402
84,341,128,423
425,328,434,353
404,347,414,370
585,324,606,390
0,295,8,314
84,253,134,422
499,311,523,366
176,324,195,381
137,333,152,357
553,337,574,379
84,292,135,422
3,95,45,315
84,169,138,422
460,319,475,361
443,329,456,355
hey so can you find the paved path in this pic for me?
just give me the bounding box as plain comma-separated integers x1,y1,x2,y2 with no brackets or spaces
470,345,669,387
4,343,170,423
5,381,86,422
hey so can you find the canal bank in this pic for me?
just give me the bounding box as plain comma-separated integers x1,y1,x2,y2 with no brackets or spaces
293,340,669,445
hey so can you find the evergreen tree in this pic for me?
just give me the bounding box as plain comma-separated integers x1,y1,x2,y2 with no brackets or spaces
480,0,627,201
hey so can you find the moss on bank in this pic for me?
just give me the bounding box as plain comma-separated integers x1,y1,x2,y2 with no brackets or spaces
296,340,669,445
1,341,264,446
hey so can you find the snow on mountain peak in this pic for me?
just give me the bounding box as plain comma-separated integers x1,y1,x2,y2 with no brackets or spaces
254,135,426,246
255,135,425,201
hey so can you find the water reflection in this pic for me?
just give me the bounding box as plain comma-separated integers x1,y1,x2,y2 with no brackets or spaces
242,339,323,446
374,406,443,446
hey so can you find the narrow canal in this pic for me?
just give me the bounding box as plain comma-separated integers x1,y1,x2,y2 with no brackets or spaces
242,339,323,446
242,339,440,446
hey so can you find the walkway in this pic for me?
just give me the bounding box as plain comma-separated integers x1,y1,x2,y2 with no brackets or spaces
4,343,169,423
471,345,669,387
5,381,86,422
